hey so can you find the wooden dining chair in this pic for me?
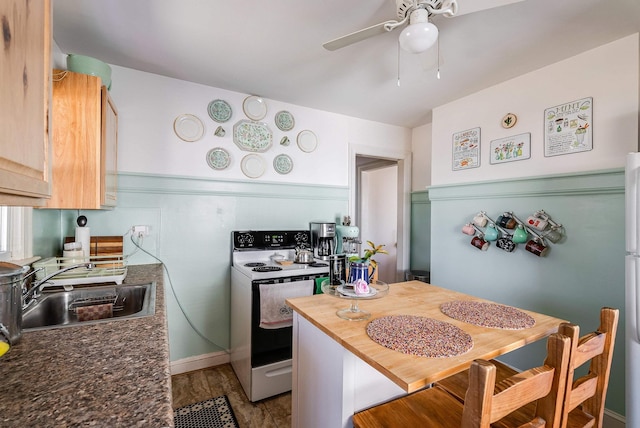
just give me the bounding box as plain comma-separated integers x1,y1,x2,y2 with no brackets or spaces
352,332,571,428
436,307,619,428
557,307,618,428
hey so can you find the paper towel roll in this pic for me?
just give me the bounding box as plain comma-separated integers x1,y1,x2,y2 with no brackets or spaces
75,227,91,261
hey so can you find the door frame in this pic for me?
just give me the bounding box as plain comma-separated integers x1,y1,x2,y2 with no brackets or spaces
349,144,411,282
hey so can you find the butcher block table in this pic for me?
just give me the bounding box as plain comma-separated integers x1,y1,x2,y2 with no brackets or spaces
286,280,567,428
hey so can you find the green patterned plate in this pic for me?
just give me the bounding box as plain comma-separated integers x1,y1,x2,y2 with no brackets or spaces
207,99,232,123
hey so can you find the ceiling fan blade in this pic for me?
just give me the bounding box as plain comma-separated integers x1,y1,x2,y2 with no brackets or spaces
323,20,401,51
452,0,525,16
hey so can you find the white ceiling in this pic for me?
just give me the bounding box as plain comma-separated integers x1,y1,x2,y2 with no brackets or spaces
52,0,640,128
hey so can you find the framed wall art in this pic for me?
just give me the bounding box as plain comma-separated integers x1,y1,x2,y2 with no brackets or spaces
452,127,480,171
490,133,531,164
544,97,592,157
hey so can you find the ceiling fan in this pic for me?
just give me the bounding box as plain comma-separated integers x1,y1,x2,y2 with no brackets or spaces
323,0,523,54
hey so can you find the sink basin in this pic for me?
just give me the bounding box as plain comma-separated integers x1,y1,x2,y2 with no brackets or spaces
22,282,156,331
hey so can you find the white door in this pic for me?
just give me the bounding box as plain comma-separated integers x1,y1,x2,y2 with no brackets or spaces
360,164,398,284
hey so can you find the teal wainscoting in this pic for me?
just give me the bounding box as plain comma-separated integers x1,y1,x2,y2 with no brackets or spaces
33,173,349,362
428,168,626,417
410,191,431,272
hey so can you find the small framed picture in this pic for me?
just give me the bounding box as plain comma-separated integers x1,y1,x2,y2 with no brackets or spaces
452,127,480,171
489,133,531,164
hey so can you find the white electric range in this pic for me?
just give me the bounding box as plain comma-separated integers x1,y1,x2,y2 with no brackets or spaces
229,230,330,402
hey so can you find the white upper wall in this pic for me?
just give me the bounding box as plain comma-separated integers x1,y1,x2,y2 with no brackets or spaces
53,41,411,188
430,34,639,186
116,65,414,186
411,123,432,191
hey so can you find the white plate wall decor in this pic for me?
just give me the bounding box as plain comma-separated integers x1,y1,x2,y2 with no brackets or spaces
297,130,317,153
233,120,273,152
241,154,267,179
273,154,293,174
206,147,231,170
207,99,232,123
174,114,205,142
274,110,295,131
243,95,267,121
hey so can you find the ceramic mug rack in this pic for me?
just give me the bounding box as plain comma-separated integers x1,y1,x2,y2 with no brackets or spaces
462,210,564,257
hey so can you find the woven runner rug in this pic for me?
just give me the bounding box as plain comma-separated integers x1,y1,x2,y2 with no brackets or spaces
174,395,240,428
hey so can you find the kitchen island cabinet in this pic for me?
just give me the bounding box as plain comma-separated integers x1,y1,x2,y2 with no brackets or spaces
0,0,52,206
0,264,173,427
287,281,565,428
44,69,117,209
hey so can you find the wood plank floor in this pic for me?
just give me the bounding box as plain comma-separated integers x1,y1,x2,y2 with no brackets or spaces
171,363,291,428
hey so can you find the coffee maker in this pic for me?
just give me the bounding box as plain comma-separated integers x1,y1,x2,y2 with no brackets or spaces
309,222,336,261
336,225,360,258
335,216,360,258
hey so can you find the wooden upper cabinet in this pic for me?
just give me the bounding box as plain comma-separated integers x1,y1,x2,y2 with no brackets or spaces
0,0,52,206
44,69,118,209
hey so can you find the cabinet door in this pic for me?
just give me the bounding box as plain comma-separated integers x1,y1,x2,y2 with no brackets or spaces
101,87,118,206
0,0,52,206
46,71,101,209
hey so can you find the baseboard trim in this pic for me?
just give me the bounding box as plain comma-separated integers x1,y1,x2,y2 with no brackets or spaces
170,351,230,375
604,409,625,428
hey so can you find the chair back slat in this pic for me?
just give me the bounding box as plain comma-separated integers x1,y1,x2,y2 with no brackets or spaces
572,332,606,368
491,367,555,421
566,374,598,412
517,417,547,428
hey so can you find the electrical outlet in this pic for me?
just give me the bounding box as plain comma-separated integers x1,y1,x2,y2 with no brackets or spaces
132,225,150,237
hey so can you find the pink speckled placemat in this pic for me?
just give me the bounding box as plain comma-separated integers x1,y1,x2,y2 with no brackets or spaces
440,301,536,330
366,315,473,358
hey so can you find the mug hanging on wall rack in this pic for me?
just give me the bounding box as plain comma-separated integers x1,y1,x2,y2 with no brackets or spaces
530,210,564,243
486,214,517,252
512,224,528,244
497,212,517,229
484,225,499,241
473,212,488,227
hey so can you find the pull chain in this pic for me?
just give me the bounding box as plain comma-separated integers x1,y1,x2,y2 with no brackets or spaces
397,40,401,87
436,35,441,80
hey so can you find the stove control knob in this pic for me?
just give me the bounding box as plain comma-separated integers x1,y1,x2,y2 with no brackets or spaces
237,233,254,246
295,232,309,245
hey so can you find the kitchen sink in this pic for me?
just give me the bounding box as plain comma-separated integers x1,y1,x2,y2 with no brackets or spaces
22,282,156,331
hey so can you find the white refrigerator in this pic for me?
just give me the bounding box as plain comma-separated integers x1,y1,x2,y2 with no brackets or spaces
625,153,640,427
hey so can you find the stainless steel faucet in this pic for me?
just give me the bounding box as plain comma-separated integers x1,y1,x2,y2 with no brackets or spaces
22,262,94,309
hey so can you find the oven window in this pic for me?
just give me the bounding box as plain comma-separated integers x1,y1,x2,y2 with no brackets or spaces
251,287,294,367
250,274,324,368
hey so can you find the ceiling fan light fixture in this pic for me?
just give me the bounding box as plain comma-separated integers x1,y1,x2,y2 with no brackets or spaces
398,8,439,54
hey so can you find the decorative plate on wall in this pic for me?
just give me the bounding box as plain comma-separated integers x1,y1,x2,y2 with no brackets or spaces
243,96,267,121
174,114,205,142
206,147,231,170
501,113,517,129
233,120,273,152
273,154,293,174
241,154,267,179
207,99,233,123
274,110,295,131
297,130,317,153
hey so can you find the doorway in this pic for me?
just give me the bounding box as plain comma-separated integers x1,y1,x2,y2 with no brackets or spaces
357,157,398,284
349,145,411,284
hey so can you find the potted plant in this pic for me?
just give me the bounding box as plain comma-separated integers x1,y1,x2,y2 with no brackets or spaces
348,241,388,283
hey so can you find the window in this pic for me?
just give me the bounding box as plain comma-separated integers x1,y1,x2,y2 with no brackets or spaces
0,206,33,262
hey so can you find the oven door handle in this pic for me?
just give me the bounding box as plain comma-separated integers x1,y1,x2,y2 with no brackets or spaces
265,366,292,377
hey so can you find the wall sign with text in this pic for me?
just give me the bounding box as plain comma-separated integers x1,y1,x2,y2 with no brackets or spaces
452,127,481,171
544,97,592,157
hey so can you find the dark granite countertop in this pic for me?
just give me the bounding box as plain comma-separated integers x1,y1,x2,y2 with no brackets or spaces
0,264,173,427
